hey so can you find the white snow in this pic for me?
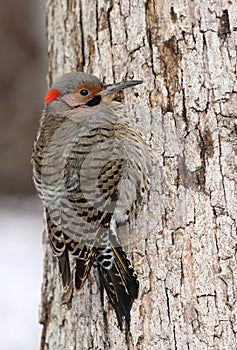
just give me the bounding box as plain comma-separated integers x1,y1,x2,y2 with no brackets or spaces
0,196,44,350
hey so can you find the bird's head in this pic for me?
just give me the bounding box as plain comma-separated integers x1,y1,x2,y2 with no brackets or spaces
44,72,142,117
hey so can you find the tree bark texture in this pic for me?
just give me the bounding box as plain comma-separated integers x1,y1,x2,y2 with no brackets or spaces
40,0,237,349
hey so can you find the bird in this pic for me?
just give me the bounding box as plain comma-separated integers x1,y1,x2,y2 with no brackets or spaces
32,71,151,330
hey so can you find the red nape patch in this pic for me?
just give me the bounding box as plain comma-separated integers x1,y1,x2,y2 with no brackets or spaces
44,89,61,105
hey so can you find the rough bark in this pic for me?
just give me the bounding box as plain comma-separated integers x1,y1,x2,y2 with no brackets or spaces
40,0,237,349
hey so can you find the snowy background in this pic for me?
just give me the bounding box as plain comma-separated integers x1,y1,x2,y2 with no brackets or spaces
0,196,44,350
0,1,46,348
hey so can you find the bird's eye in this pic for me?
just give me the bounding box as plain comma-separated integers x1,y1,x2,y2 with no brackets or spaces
80,89,89,96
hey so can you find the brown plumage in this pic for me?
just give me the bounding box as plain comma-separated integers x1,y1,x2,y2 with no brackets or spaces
32,72,151,329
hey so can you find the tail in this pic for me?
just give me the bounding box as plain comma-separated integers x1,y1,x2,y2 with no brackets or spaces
97,243,139,330
75,246,97,291
58,249,71,289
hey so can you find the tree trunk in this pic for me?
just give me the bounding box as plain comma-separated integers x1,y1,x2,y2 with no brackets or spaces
40,0,237,349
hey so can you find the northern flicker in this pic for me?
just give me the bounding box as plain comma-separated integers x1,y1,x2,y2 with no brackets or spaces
32,72,151,329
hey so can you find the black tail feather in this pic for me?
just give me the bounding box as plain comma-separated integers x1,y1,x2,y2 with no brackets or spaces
75,248,96,291
98,245,139,330
58,249,71,289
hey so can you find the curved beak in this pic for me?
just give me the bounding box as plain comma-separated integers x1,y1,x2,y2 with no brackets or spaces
100,80,143,96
